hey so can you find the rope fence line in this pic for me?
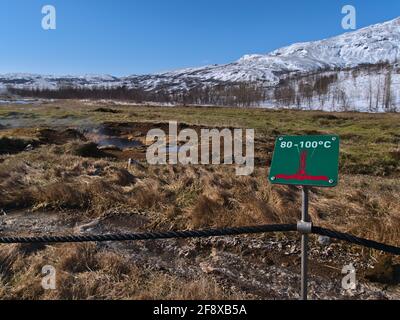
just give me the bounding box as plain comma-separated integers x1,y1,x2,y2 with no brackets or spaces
0,223,399,256
0,224,296,244
312,226,400,256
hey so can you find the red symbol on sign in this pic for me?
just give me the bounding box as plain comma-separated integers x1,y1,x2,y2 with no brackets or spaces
276,151,329,182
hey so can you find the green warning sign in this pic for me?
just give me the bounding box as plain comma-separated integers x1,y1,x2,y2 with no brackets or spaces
269,135,340,187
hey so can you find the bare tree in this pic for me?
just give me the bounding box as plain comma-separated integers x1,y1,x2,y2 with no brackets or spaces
383,68,393,112
368,79,374,112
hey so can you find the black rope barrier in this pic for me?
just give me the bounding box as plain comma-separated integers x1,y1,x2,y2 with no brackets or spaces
0,224,297,244
312,226,400,256
1,224,399,256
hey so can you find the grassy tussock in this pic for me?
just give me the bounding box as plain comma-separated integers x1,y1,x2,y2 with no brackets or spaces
0,244,244,300
0,144,399,248
0,144,137,214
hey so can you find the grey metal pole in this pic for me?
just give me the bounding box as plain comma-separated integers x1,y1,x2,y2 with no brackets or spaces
301,186,309,301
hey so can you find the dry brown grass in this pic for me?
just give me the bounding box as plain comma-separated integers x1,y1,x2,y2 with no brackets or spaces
0,145,138,215
1,115,400,299
0,243,245,300
1,143,399,247
314,175,400,248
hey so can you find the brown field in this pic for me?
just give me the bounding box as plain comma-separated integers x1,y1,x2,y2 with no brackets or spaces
0,100,399,300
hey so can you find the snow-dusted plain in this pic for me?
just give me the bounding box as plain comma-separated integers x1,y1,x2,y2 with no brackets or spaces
1,17,400,112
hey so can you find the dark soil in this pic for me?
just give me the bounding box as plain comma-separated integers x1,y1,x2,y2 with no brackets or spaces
38,128,86,145
0,137,38,155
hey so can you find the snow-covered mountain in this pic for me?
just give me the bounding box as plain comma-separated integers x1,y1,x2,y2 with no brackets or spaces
1,17,400,111
0,73,121,90
138,16,400,91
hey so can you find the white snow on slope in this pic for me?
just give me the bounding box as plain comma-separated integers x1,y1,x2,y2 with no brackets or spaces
270,17,400,67
144,17,400,90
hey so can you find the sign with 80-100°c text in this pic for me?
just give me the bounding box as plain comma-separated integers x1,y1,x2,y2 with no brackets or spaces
269,135,340,187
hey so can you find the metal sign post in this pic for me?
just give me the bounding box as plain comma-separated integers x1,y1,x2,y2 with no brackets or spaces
301,186,309,300
269,135,340,301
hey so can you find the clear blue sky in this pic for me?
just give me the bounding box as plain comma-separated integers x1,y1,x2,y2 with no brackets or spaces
0,0,399,76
